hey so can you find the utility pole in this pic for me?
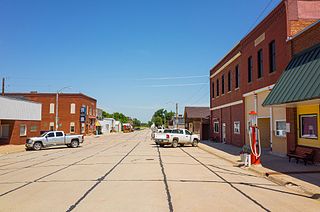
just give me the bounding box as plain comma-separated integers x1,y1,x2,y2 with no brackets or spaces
2,77,5,96
175,103,178,128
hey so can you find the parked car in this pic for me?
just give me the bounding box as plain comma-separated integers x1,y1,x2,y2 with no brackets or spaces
154,129,172,144
154,129,200,148
26,131,84,151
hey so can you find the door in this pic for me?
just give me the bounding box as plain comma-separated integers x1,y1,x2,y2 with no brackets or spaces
184,130,192,143
222,123,226,143
257,118,271,149
55,131,65,145
45,132,56,146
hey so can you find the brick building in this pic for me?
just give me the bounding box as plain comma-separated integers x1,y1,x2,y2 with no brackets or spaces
6,93,97,136
184,107,210,140
0,96,41,145
209,0,320,156
264,21,320,162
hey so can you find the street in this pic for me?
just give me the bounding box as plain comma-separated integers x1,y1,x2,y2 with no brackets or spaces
0,130,319,212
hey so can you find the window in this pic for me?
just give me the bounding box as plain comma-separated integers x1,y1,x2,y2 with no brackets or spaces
56,132,63,137
49,122,54,131
70,103,76,114
235,65,240,89
234,121,240,134
50,103,55,114
257,49,263,78
275,121,286,137
216,79,219,96
0,124,9,138
213,122,219,133
221,74,225,94
20,124,27,136
248,56,252,83
47,132,55,137
212,82,215,98
228,71,231,92
185,130,192,135
300,115,318,139
269,40,276,73
89,107,92,116
70,122,75,133
30,125,37,132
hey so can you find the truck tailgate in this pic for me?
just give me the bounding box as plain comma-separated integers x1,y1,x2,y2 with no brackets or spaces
154,133,167,140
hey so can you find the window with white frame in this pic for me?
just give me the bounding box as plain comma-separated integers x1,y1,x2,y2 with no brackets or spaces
300,114,318,139
30,125,37,132
70,122,75,133
70,103,76,114
49,122,54,131
213,122,219,133
20,124,27,136
234,121,240,134
50,103,55,114
0,125,9,138
275,120,286,137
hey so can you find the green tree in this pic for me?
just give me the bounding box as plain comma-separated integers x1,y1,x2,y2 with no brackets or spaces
153,116,163,127
132,118,141,127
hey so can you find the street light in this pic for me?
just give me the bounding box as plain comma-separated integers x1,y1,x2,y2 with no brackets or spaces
55,86,72,130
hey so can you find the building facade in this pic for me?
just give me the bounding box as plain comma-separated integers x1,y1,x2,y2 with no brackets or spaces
209,0,320,156
264,21,320,162
184,107,210,140
6,93,97,136
0,96,42,145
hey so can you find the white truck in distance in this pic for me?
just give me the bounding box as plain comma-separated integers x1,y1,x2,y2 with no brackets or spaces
26,131,84,151
154,129,200,148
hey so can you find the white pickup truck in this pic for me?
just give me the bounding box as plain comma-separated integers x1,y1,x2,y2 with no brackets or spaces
154,129,200,148
26,131,84,151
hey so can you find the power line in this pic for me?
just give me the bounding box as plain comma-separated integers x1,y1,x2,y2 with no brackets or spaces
136,75,208,81
138,82,207,88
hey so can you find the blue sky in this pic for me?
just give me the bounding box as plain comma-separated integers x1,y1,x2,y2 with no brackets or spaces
0,0,281,122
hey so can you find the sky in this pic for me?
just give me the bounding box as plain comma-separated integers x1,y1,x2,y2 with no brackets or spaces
0,0,281,122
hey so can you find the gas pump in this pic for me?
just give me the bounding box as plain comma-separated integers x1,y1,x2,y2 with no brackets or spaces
248,111,261,165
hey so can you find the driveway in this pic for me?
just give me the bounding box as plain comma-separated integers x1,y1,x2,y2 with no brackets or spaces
0,130,319,211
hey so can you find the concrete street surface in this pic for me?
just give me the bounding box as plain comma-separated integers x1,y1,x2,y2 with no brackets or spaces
0,130,319,211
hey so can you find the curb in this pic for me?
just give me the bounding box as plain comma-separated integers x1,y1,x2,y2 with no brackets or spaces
198,143,320,200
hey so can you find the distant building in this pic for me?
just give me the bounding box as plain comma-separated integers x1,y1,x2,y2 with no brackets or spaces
0,96,42,145
98,118,116,134
6,92,97,135
171,115,185,129
96,108,103,120
184,107,210,140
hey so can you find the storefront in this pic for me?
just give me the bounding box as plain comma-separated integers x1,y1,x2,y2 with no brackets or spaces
263,43,320,162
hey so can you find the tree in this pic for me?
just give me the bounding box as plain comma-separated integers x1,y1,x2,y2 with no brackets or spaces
153,116,163,127
132,118,141,127
151,109,175,127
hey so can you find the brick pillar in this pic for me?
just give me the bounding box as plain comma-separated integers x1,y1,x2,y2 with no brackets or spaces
286,107,297,152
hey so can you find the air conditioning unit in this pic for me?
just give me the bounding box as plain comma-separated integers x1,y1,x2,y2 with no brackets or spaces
276,130,286,137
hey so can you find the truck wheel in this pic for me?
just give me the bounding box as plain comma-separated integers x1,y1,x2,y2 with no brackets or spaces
172,139,178,148
70,140,79,148
33,142,42,151
192,139,199,147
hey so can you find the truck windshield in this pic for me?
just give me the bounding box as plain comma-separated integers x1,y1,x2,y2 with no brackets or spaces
40,132,48,137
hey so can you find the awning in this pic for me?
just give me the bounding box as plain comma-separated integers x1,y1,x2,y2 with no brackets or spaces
263,44,320,106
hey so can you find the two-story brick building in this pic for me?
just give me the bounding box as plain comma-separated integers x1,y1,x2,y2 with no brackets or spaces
6,92,97,136
210,0,320,156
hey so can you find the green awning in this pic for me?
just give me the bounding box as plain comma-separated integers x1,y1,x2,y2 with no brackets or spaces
263,44,320,106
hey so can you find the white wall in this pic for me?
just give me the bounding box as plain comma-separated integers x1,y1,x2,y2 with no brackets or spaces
0,96,42,121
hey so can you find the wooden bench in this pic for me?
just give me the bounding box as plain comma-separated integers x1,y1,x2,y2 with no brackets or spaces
287,146,315,165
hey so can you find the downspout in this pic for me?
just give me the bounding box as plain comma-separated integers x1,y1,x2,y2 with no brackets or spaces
270,107,273,152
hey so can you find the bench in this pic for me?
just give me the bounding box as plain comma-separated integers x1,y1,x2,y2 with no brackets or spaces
287,146,315,165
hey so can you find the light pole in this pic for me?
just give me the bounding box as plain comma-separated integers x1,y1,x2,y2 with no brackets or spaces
55,86,72,130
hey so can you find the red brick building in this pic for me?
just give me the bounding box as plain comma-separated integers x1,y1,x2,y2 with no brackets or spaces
0,96,42,145
6,93,97,136
209,0,320,156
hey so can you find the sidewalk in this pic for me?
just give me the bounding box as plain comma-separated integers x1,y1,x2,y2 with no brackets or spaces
199,140,320,200
0,145,25,155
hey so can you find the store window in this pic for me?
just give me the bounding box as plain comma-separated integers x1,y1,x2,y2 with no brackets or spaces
214,122,219,133
20,124,27,136
275,120,286,137
49,122,54,131
300,114,318,139
70,122,75,133
0,125,9,138
234,121,240,134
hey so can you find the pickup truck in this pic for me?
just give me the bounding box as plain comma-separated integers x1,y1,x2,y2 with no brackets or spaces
26,131,84,151
154,129,200,148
